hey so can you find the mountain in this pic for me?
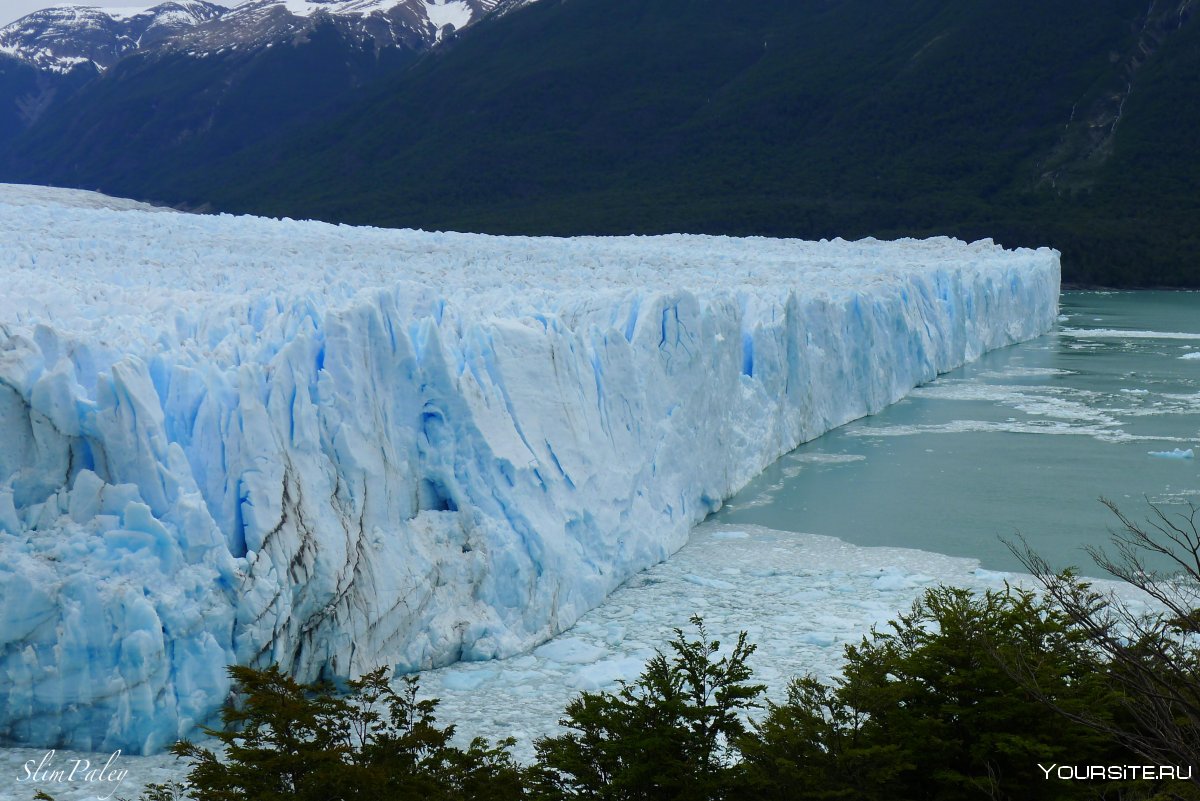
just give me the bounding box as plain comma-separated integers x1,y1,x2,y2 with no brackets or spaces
0,23,422,193
170,0,513,52
0,0,522,72
0,0,530,187
3,0,1197,286
0,1,226,72
0,52,93,149
0,1,222,150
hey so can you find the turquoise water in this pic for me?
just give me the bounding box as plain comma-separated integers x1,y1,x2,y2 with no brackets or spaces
711,291,1200,574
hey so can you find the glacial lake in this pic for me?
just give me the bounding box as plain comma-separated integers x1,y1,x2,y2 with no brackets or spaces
712,290,1200,574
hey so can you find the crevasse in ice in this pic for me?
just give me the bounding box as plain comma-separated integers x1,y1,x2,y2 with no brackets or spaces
0,184,1060,753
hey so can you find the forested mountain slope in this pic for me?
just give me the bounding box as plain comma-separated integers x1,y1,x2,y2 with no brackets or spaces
6,0,1196,285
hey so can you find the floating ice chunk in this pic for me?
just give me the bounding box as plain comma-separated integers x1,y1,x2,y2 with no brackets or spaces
978,366,1074,379
972,568,1015,584
684,574,737,590
786,453,868,465
1181,352,1200,361
1062,328,1200,341
873,568,935,591
1148,448,1195,459
570,656,647,690
532,638,609,665
798,631,838,647
710,530,750,540
439,670,499,692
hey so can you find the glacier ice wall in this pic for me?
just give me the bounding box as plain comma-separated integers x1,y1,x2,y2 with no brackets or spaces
0,184,1060,753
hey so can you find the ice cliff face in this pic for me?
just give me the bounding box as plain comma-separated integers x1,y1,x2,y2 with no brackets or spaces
0,183,1060,753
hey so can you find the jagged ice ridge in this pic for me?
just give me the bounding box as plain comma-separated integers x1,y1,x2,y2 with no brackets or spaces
0,184,1060,753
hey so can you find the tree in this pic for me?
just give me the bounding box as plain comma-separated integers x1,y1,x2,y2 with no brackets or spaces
740,585,1130,801
1012,499,1200,788
532,616,765,800
173,664,527,801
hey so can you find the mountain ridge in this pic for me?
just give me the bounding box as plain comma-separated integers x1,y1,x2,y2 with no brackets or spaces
0,0,528,72
0,0,535,175
0,0,226,71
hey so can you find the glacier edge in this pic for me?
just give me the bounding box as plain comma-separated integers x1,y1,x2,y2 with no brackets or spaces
0,184,1060,753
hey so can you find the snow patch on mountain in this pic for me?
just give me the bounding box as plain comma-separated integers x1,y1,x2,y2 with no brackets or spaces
0,184,1060,754
0,0,523,72
95,6,162,20
424,0,473,34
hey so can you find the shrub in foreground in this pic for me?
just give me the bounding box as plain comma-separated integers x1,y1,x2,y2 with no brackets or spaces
531,616,765,800
740,586,1140,801
173,665,526,801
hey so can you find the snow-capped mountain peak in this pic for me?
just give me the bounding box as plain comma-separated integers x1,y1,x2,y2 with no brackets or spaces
0,0,524,72
186,0,506,50
0,0,226,72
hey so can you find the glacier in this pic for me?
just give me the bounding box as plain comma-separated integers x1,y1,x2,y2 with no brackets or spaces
0,183,1060,754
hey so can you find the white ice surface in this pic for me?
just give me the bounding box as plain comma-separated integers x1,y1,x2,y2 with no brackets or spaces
0,184,167,212
0,183,1060,754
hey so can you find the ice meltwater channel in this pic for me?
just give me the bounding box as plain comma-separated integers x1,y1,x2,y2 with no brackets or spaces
0,184,1059,753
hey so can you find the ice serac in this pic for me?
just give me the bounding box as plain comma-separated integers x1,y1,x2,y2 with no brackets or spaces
0,183,1060,753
